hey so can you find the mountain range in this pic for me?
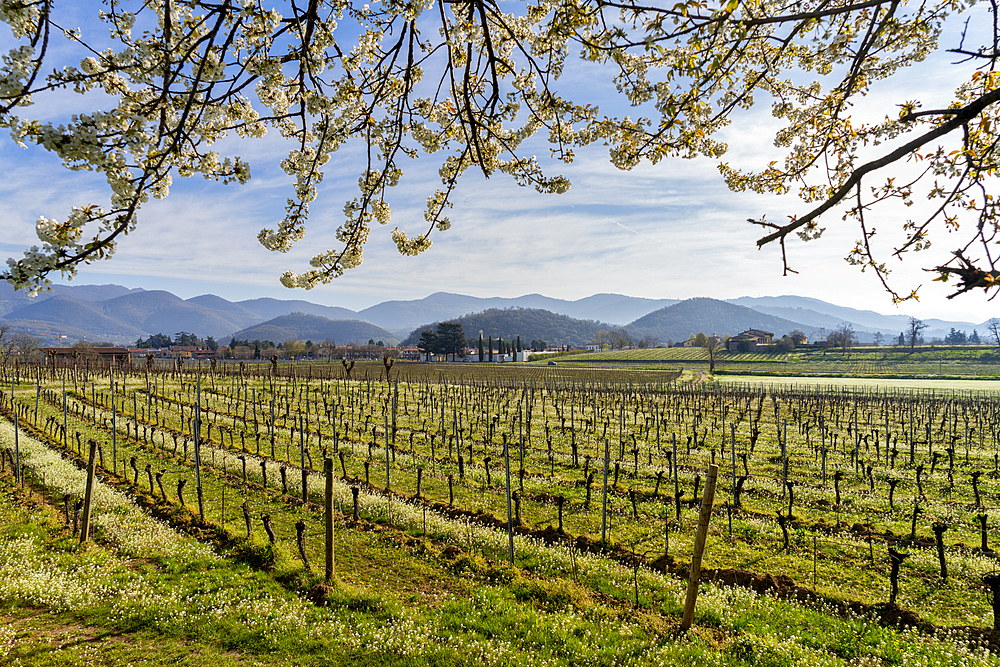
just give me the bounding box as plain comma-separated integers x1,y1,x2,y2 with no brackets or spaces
0,281,993,347
357,292,680,333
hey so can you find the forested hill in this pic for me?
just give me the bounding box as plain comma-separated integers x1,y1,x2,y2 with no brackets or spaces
402,308,613,347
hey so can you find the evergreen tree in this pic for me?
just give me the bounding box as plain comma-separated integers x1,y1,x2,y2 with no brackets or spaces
435,322,466,360
418,330,438,357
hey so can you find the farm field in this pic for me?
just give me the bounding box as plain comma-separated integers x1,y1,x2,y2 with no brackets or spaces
544,346,1000,379
718,375,1000,393
1,359,999,665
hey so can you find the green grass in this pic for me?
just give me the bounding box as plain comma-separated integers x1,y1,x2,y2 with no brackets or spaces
3,361,1000,664
537,345,1000,381
1,467,996,666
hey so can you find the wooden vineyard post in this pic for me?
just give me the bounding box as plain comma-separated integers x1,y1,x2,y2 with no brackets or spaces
194,371,205,522
62,371,68,448
601,438,610,545
504,435,514,563
730,424,736,506
672,433,680,521
112,400,117,475
80,440,98,544
820,415,827,486
384,415,391,491
332,401,338,452
680,463,718,631
13,412,20,485
780,419,787,499
324,457,335,582
300,416,308,504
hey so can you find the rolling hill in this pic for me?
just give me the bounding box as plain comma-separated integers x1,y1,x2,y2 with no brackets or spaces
185,294,262,330
627,297,819,343
402,308,613,347
5,295,147,339
231,313,399,346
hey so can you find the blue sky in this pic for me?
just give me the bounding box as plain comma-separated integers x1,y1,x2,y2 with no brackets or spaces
1,2,997,324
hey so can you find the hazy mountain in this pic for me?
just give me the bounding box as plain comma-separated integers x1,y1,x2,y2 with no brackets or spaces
360,292,677,330
1,280,990,346
94,290,255,339
0,318,101,343
232,313,399,346
50,284,143,302
359,293,498,330
3,288,274,343
186,295,262,329
568,294,680,324
628,297,818,343
402,308,613,347
5,295,146,339
0,282,142,317
140,303,252,339
99,290,186,324
238,297,360,322
729,295,984,340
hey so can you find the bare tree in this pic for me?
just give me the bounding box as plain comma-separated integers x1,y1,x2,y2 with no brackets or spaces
706,335,722,373
987,319,1000,350
873,332,885,347
827,323,856,353
12,333,40,361
610,329,634,350
638,334,661,349
0,325,13,367
907,317,928,351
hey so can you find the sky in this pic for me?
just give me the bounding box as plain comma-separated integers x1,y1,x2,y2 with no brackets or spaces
1,2,997,324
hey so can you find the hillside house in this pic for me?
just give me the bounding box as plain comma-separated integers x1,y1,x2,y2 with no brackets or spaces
727,329,774,352
168,345,218,359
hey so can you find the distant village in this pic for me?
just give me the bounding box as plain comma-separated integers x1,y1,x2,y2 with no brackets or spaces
19,326,819,367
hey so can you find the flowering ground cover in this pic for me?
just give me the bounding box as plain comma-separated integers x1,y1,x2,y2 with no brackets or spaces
0,360,999,664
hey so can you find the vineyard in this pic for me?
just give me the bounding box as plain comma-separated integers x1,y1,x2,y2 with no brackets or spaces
1,358,999,665
549,346,1000,379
